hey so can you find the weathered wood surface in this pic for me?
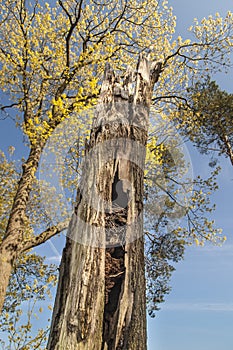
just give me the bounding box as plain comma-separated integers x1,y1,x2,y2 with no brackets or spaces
47,54,162,350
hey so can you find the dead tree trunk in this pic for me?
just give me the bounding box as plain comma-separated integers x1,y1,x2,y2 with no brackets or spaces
47,55,162,350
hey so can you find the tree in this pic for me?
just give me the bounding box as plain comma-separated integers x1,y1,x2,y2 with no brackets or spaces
0,0,233,345
174,77,233,166
0,150,60,349
0,253,58,350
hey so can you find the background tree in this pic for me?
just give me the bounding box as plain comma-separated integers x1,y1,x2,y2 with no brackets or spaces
173,77,233,166
0,150,59,349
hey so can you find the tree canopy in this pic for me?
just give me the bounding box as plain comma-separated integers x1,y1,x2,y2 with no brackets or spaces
174,77,233,166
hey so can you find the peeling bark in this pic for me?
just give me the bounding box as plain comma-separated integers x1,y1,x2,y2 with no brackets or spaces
47,54,162,349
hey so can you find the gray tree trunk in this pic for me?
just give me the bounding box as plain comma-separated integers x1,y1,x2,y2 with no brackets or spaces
47,54,162,350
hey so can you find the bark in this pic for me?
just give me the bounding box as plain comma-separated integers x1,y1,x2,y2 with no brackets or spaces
47,54,162,350
0,252,12,312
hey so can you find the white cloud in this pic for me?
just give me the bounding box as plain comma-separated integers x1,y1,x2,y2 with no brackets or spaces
162,302,233,312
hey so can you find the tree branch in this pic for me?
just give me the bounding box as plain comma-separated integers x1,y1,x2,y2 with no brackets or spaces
19,219,69,253
0,102,21,110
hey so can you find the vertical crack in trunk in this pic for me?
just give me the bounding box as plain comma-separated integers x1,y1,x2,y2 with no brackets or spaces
102,246,126,350
102,166,128,350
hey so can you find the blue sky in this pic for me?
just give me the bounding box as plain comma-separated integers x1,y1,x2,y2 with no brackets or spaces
1,1,233,349
148,158,233,349
147,1,233,349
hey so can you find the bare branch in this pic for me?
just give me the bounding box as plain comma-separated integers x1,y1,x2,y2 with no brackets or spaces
152,94,195,110
163,42,212,67
59,0,84,67
19,219,69,253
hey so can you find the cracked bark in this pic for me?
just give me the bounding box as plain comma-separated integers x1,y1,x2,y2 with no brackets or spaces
47,54,162,350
